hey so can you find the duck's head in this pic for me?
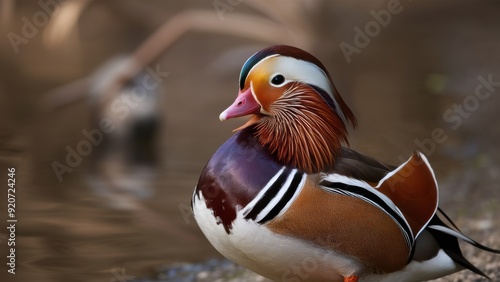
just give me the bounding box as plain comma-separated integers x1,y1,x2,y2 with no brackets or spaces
220,45,357,173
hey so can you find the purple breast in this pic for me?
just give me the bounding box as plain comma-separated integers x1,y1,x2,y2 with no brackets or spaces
194,127,282,234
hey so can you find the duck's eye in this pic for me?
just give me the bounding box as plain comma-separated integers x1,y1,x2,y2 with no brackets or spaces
270,74,285,86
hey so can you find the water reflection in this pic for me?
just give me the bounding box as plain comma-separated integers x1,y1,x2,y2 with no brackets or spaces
1,1,499,282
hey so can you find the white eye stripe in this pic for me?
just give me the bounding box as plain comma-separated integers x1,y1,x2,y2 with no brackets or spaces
266,57,333,97
261,56,351,126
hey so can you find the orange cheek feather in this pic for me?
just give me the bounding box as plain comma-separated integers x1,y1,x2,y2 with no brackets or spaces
246,69,282,112
251,82,285,112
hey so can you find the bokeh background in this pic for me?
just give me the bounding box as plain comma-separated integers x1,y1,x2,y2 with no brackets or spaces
0,1,499,281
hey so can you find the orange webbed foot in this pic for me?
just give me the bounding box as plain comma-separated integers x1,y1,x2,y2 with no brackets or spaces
344,276,359,282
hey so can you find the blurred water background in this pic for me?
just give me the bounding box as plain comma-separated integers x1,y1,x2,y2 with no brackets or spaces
0,1,499,281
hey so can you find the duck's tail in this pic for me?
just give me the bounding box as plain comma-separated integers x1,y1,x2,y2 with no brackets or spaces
426,207,500,279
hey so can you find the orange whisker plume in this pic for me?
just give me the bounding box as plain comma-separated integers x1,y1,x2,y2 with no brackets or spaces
255,83,351,173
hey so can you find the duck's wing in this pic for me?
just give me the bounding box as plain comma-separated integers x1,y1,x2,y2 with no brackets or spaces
375,152,439,238
334,147,396,184
337,150,500,278
335,150,439,239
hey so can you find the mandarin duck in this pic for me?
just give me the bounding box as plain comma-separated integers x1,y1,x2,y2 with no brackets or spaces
192,45,500,282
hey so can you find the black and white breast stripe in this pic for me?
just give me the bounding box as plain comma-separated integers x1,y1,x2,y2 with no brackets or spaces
242,167,306,224
319,174,415,251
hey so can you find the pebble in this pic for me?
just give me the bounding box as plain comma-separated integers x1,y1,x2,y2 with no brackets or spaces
135,258,269,282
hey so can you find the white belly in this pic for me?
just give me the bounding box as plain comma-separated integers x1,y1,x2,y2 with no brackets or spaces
193,192,361,281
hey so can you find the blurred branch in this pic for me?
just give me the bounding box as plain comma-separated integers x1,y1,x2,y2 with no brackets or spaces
97,9,309,109
41,77,91,111
42,6,311,112
130,9,304,76
244,0,313,33
43,0,94,49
